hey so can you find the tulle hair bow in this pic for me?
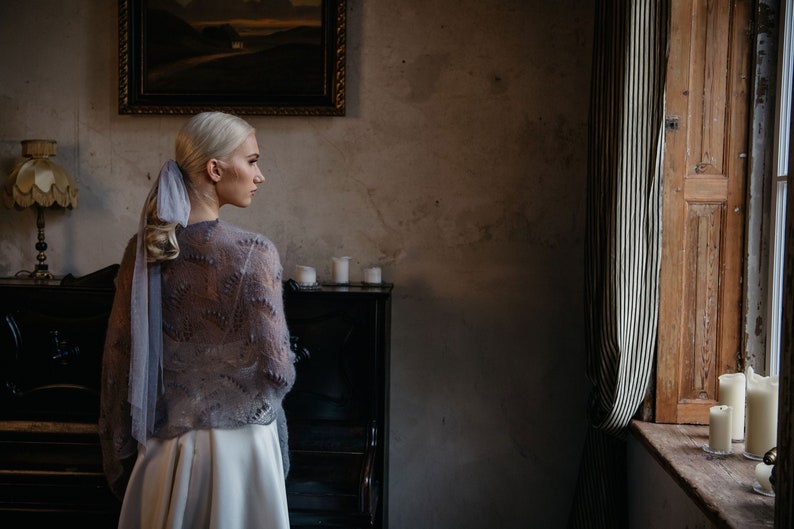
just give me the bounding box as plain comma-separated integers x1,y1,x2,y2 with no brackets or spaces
129,160,190,444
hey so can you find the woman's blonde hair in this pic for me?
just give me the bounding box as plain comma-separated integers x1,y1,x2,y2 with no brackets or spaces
144,112,255,262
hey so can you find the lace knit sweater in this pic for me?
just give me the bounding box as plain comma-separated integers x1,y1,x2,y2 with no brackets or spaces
99,219,296,499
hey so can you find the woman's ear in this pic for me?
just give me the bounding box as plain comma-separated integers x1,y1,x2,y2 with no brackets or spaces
206,159,222,183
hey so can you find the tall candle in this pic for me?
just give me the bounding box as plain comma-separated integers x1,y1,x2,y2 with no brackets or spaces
331,256,351,283
718,372,746,441
744,367,779,458
708,405,733,453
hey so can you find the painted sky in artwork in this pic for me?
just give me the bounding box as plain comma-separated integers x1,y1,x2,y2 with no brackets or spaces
148,0,323,35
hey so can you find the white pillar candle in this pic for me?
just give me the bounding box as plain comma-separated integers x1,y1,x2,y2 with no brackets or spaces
363,266,382,284
294,265,316,285
718,372,746,441
744,367,779,458
708,405,733,453
331,256,351,283
755,462,774,493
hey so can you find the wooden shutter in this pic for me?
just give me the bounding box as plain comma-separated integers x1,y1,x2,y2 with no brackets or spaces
656,0,752,424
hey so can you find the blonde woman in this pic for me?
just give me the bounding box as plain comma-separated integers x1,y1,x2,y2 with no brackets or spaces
99,111,295,529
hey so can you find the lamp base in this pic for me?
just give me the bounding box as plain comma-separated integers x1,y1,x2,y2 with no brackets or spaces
31,263,54,280
30,205,55,280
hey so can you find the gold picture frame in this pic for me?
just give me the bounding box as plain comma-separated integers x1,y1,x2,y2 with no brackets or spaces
119,0,346,116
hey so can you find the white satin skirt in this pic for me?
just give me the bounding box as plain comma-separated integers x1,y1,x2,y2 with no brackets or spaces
117,422,290,529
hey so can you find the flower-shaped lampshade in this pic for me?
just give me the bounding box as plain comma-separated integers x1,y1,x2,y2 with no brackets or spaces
2,139,78,279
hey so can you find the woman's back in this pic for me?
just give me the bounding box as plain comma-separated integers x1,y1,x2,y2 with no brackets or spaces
156,219,294,438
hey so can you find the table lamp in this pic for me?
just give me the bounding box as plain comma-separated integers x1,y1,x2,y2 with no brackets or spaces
2,139,78,279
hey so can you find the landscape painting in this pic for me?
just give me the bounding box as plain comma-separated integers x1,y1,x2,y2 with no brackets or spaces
119,0,346,115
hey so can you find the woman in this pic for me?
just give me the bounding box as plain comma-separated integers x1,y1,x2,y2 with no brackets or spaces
99,111,296,529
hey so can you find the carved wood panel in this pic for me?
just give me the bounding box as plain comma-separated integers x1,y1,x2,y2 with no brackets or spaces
656,0,751,424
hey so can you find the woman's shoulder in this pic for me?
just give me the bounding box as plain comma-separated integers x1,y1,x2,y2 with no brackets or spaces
212,221,283,281
187,220,279,263
214,220,275,249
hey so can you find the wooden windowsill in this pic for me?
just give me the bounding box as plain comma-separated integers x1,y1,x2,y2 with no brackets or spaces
629,420,774,529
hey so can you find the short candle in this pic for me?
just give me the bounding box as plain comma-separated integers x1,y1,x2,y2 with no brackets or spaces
755,462,774,493
294,265,316,285
363,267,382,284
708,405,733,453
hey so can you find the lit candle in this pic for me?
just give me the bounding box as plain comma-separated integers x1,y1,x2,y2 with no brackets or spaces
708,405,733,453
363,266,382,284
744,367,779,458
718,372,746,441
755,462,774,493
294,265,316,285
331,256,351,283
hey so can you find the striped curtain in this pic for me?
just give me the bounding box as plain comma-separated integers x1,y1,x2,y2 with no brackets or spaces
568,1,668,527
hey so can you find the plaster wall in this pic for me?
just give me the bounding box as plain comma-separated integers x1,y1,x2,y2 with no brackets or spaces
0,1,593,527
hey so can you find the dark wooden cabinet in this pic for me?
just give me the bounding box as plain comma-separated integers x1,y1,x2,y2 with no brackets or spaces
0,273,120,527
0,273,391,528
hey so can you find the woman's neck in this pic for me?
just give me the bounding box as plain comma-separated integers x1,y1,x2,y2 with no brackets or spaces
187,202,219,224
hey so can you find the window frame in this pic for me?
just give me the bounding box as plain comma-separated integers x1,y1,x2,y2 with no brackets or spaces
765,0,793,377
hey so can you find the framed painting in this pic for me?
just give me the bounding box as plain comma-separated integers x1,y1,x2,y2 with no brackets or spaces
119,0,345,116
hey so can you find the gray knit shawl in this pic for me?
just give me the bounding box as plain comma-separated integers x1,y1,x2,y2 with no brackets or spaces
99,219,295,499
